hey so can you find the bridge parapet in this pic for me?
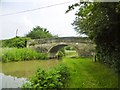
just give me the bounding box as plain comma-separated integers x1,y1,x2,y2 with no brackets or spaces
27,37,92,45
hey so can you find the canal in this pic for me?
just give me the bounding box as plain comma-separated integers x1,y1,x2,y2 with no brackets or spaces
0,59,60,88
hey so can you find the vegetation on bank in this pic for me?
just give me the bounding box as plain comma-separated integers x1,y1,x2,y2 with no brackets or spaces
63,57,118,88
2,37,30,48
67,2,120,72
1,48,48,63
21,57,118,88
22,64,69,88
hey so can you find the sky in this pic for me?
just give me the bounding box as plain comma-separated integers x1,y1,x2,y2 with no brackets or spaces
0,0,81,40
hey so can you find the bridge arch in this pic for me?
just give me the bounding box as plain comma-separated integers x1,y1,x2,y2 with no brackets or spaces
48,43,81,58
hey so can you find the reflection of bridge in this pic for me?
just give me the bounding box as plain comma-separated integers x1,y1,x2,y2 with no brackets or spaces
27,37,94,58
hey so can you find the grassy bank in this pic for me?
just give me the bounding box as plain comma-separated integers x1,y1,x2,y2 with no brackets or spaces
63,57,118,88
1,48,48,63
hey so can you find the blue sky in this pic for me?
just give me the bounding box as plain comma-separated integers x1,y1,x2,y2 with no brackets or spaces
0,0,80,40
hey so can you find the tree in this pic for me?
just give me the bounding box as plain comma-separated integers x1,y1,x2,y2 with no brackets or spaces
26,26,53,39
66,1,120,71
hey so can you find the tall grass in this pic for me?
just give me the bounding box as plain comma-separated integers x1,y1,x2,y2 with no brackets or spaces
1,48,48,63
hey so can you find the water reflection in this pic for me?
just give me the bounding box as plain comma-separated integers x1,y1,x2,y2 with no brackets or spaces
0,73,27,89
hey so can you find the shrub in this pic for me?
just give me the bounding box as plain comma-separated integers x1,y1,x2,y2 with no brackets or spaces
22,64,69,89
96,44,120,72
2,37,30,48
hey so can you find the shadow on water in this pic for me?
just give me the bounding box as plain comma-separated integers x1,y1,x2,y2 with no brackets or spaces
0,73,28,89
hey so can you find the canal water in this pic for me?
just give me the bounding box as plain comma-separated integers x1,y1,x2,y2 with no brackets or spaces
0,73,28,89
0,59,61,89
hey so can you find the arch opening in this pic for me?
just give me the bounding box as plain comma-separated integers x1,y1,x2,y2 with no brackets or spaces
48,44,80,58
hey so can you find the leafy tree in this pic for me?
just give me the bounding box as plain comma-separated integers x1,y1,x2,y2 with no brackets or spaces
26,26,53,39
66,1,120,71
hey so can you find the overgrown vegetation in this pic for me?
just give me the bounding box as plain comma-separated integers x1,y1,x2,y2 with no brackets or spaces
22,64,69,89
66,2,120,72
2,37,30,48
1,48,48,63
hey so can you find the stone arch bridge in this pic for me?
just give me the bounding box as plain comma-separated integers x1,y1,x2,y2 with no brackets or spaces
27,37,95,58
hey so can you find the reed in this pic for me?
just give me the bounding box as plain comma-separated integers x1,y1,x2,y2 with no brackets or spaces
1,48,48,63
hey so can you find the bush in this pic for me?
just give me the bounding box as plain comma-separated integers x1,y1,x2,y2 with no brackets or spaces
22,64,69,89
2,37,30,48
96,44,120,72
2,48,48,63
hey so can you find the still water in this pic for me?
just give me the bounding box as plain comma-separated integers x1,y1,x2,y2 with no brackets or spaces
0,73,27,89
0,59,60,89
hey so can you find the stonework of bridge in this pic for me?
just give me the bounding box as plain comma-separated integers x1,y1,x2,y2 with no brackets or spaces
27,37,94,58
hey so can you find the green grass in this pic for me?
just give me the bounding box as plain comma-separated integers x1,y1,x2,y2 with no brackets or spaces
65,50,78,58
1,48,48,62
63,57,118,88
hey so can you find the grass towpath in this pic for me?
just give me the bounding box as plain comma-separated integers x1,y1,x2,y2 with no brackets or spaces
63,57,118,88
